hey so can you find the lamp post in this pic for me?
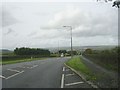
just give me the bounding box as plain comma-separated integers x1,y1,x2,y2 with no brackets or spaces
58,41,60,57
63,26,73,58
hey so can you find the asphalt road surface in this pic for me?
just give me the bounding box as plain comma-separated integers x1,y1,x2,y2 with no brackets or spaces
1,57,92,88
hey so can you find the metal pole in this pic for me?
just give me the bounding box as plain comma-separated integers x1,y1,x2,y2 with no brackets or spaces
58,41,59,57
63,26,73,58
70,27,73,58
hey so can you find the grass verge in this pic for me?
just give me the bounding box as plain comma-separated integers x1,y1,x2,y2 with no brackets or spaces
66,56,98,81
0,57,47,65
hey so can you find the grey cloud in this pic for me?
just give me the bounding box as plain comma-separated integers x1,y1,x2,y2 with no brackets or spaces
33,32,61,39
36,12,51,16
32,29,69,40
27,31,38,37
2,2,118,49
72,24,117,38
1,8,19,27
4,28,15,35
41,7,118,38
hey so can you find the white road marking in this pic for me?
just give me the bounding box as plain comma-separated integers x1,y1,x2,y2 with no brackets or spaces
30,65,38,69
62,67,65,71
6,71,24,79
7,69,20,73
20,66,32,69
65,81,84,86
19,67,26,68
66,69,70,71
61,74,64,88
66,73,75,76
18,65,38,69
0,75,6,79
21,66,33,69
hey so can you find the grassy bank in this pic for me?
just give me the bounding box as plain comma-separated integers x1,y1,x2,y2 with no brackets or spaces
83,54,118,71
83,47,118,72
66,56,97,81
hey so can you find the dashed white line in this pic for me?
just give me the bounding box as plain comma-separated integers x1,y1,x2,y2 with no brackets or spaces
61,74,64,88
30,65,38,69
25,67,31,69
66,69,70,71
66,73,75,76
62,67,65,71
20,65,38,69
65,81,84,86
19,66,33,69
6,71,24,79
7,69,20,73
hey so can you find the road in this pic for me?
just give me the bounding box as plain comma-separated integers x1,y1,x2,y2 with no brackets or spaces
1,57,92,88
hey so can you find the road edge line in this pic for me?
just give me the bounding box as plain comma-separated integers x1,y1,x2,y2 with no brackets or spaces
64,63,99,89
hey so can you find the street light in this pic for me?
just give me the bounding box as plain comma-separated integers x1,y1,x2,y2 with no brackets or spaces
63,26,73,58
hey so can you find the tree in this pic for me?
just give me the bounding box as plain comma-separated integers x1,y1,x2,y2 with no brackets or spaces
58,50,67,54
67,50,78,55
84,48,93,54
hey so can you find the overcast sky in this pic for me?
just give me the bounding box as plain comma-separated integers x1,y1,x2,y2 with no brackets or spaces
1,0,118,50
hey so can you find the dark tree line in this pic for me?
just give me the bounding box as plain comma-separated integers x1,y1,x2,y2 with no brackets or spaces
67,51,78,55
14,47,50,56
84,47,119,55
58,50,67,54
